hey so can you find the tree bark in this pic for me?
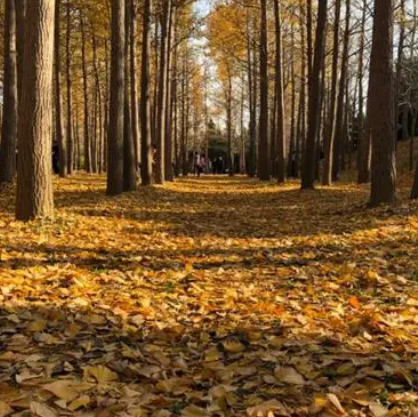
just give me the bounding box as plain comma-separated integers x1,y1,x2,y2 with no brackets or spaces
107,0,125,195
54,0,67,178
301,0,328,190
322,0,341,185
274,0,286,184
16,0,55,221
258,0,269,181
0,0,18,184
140,0,153,185
369,0,396,206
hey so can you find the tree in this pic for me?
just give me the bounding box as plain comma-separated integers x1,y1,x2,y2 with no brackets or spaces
107,0,125,195
369,0,396,207
301,0,328,190
322,0,341,186
140,0,153,186
273,0,286,184
0,0,18,185
54,0,67,178
16,0,55,221
258,0,269,181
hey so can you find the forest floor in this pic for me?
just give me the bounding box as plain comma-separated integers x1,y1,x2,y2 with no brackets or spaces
1,174,418,417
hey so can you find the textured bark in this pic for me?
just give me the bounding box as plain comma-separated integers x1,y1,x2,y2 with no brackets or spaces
140,0,153,185
130,0,140,169
123,0,137,191
246,8,256,178
356,0,367,182
80,12,91,173
274,0,286,184
332,0,351,181
164,4,175,182
301,0,327,190
54,0,67,178
65,0,73,174
155,0,171,184
369,0,396,206
107,0,125,195
0,0,18,184
322,0,341,186
258,0,269,181
16,0,55,221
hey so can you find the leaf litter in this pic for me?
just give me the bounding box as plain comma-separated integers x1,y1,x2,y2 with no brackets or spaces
1,175,418,416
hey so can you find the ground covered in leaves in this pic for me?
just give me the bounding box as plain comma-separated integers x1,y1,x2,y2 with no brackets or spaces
1,175,418,417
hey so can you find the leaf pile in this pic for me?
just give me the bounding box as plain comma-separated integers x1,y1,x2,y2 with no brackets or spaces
1,176,418,416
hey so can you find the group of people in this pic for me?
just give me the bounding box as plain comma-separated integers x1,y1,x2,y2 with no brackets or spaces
193,153,228,177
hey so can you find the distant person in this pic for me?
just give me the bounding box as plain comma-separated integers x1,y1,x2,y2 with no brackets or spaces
219,156,225,174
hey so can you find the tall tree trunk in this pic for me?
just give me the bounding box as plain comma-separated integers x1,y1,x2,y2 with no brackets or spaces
123,0,137,191
258,0,269,181
107,0,125,195
66,0,73,174
322,0,341,185
395,0,406,147
140,0,153,185
356,0,367,181
274,0,286,184
301,0,328,190
155,0,171,184
165,4,175,182
332,0,351,181
16,0,55,221
287,23,297,178
369,0,396,206
0,0,18,184
54,0,67,178
80,12,91,173
130,0,140,170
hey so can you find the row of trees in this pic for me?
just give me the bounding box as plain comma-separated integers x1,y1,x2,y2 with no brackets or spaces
0,0,416,221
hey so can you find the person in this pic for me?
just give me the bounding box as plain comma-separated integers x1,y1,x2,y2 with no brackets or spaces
194,152,203,177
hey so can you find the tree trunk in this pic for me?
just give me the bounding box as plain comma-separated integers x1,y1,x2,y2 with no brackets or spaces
123,0,137,191
16,0,55,221
322,0,341,185
274,0,286,184
107,0,125,195
258,0,269,181
80,12,91,173
140,0,153,185
0,0,18,184
301,0,328,190
332,0,351,182
369,0,396,206
54,0,67,178
65,0,73,174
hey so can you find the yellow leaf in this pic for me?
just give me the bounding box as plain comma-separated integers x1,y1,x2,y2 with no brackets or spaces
42,380,78,401
369,401,388,417
30,401,58,417
0,402,13,417
68,395,90,411
222,339,244,353
275,367,305,385
182,405,209,417
326,394,345,414
205,347,221,362
83,365,118,384
247,400,288,417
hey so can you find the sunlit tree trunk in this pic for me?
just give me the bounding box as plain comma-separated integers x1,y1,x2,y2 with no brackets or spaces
16,0,55,221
